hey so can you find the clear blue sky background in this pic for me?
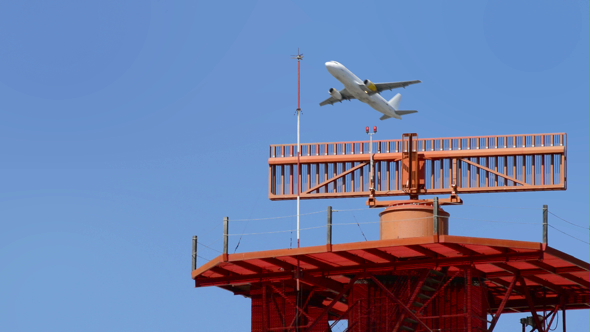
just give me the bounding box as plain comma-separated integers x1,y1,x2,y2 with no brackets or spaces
0,1,588,331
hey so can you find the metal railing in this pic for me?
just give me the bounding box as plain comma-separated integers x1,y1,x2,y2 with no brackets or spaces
270,133,566,158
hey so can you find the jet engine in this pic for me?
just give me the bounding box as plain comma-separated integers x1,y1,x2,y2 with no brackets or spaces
363,79,378,92
329,88,342,100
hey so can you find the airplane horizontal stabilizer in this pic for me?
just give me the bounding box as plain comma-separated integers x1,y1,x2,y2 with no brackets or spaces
380,114,392,120
396,110,418,116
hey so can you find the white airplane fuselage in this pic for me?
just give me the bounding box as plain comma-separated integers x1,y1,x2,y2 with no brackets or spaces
326,61,402,119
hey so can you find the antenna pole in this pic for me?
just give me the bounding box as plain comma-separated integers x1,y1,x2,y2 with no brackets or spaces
293,47,304,332
367,126,378,195
543,204,548,244
293,49,303,249
297,67,301,249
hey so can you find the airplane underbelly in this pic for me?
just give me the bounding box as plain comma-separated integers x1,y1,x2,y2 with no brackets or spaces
358,94,371,103
347,85,369,102
367,96,387,110
335,71,360,86
368,96,399,118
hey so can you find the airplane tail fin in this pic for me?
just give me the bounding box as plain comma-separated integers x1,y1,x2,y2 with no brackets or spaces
386,93,418,119
388,93,402,110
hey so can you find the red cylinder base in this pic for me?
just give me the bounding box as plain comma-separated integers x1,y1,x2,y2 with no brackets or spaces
380,203,450,239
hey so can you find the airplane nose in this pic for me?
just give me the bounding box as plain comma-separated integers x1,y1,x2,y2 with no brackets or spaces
325,62,339,71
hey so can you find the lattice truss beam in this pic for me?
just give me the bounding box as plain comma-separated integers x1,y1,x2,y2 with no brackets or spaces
269,133,567,200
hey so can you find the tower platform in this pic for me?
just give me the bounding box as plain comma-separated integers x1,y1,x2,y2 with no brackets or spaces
192,235,589,314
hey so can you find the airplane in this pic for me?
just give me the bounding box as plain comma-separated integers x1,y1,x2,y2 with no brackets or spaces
319,61,421,120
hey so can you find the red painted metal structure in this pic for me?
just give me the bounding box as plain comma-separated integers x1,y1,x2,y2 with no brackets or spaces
192,132,587,332
193,236,589,331
269,133,567,201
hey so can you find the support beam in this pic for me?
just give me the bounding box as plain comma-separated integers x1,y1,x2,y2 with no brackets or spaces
524,275,564,293
361,248,399,262
561,273,590,288
461,158,530,186
290,291,319,329
196,271,292,287
493,262,521,275
562,300,567,332
488,275,519,332
543,305,561,332
210,266,233,277
370,275,434,332
270,290,287,328
304,274,362,332
219,285,249,296
295,255,334,269
198,251,545,286
325,300,358,329
527,260,557,273
231,260,263,274
519,276,545,332
487,278,525,296
440,242,477,256
490,297,590,312
467,267,473,332
485,266,585,279
407,245,439,258
269,284,314,322
259,257,295,272
545,247,590,271
331,251,367,265
304,162,368,194
392,269,434,332
298,275,344,294
262,283,268,330
417,269,460,313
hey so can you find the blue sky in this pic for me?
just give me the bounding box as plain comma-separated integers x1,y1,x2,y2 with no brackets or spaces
0,1,588,331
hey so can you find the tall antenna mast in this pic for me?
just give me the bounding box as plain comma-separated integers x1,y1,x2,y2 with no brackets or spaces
291,48,303,332
291,48,303,248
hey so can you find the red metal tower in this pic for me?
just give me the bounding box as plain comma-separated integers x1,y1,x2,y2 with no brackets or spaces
192,132,588,331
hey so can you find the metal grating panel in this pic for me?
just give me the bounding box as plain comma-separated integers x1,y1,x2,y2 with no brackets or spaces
269,133,567,200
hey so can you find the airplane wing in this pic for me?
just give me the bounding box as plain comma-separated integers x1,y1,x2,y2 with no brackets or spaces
319,88,356,106
369,80,422,94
